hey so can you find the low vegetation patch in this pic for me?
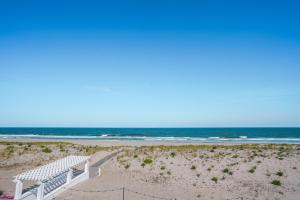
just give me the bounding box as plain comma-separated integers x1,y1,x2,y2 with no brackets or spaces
143,158,153,164
276,171,283,176
191,165,196,170
42,147,52,153
136,144,300,155
222,168,233,175
271,180,282,186
248,166,257,173
211,177,218,183
59,145,65,152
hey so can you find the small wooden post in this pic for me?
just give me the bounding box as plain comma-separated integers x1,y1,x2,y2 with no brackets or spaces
67,168,73,183
85,161,89,172
122,187,124,200
14,179,23,200
37,182,45,200
98,167,101,176
85,160,90,177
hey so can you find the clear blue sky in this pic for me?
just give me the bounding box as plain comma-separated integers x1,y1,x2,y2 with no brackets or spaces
0,0,300,127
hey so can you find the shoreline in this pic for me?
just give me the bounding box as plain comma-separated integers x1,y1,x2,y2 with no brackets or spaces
2,138,300,147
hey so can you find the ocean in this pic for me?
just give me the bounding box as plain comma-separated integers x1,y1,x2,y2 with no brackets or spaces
0,127,300,144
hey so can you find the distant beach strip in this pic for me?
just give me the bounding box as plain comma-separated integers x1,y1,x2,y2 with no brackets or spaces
1,128,300,144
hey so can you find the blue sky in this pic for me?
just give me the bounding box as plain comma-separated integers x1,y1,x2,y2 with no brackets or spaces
0,0,300,127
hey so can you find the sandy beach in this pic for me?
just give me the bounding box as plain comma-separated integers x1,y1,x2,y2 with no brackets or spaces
1,139,300,200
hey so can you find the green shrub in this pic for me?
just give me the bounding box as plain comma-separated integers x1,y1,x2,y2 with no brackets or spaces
160,166,166,170
59,145,65,152
125,164,130,169
223,168,229,173
271,180,281,186
5,146,15,154
42,147,52,153
170,152,176,157
211,177,218,183
143,159,153,164
222,168,233,175
191,165,196,170
248,166,256,173
276,171,283,176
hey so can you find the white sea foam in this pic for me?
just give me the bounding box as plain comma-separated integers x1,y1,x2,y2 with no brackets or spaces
208,137,220,139
99,134,108,137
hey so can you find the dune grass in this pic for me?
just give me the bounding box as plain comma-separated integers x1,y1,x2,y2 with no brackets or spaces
271,180,282,186
143,158,153,164
211,177,218,183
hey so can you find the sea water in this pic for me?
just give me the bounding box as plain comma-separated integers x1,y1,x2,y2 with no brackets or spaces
0,127,300,144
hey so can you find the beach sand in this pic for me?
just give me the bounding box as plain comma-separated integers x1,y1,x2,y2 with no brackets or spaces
1,139,300,199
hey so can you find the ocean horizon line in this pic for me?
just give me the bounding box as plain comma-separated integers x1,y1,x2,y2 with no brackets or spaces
1,126,300,129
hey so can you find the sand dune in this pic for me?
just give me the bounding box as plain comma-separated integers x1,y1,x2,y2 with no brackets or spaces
1,140,300,200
